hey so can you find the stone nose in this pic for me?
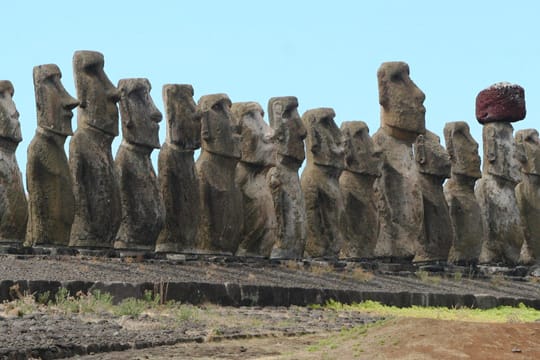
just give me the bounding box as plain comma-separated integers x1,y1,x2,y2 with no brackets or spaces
107,88,122,103
64,96,80,111
150,110,163,123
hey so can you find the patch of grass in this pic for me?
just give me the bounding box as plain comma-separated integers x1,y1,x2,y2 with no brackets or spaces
114,298,147,316
490,273,506,287
315,299,540,323
415,270,442,284
307,321,386,353
349,267,374,282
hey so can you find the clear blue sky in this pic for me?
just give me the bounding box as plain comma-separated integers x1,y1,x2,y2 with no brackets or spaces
3,0,540,184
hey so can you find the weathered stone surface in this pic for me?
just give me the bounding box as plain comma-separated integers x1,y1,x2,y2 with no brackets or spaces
339,121,381,258
26,64,79,247
373,62,425,259
156,84,201,253
0,81,27,245
476,82,526,124
377,61,426,139
443,121,483,264
267,97,307,259
231,102,277,257
196,94,243,254
476,121,525,265
414,130,453,261
69,51,121,248
515,129,540,263
301,108,344,259
114,78,163,251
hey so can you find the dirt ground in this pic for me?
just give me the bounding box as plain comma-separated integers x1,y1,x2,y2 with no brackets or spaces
79,317,540,360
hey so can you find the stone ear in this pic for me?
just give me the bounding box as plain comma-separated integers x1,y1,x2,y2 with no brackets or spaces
414,134,426,165
487,127,497,163
310,126,321,154
446,133,455,160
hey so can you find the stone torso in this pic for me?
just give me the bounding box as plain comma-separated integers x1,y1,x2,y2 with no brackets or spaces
156,143,199,253
69,127,121,248
26,131,74,246
515,179,540,261
372,129,423,259
0,141,27,245
339,171,378,258
268,158,306,259
476,175,524,264
114,142,163,250
444,179,484,264
196,151,243,254
301,165,344,258
235,163,276,257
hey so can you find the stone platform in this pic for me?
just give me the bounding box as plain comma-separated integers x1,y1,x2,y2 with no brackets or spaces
1,254,539,310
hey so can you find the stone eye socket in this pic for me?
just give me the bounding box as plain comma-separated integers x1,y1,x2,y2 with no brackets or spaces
211,103,221,112
390,73,402,82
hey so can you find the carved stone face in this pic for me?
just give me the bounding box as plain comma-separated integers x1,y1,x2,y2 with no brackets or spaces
163,84,200,150
0,81,22,144
231,102,275,167
483,122,522,183
118,78,162,149
268,96,306,162
414,130,451,178
377,62,426,135
341,121,381,176
302,107,344,169
515,129,540,176
33,64,79,136
199,93,240,159
73,51,121,136
444,121,481,179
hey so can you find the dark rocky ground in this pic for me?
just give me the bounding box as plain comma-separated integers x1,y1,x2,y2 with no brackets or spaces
0,304,380,359
0,254,539,359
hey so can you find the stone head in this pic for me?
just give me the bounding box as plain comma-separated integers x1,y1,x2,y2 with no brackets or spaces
73,50,121,136
231,102,276,167
515,129,540,176
33,64,79,136
268,96,306,163
414,130,451,179
443,121,481,179
0,80,22,144
163,84,200,150
118,78,162,149
302,107,344,169
198,93,240,159
377,61,426,138
340,121,381,176
482,122,522,184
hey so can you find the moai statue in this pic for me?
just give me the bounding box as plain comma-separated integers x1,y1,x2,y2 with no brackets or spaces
301,108,344,259
475,82,526,265
515,129,540,263
69,51,121,248
372,62,425,260
443,121,484,265
114,78,163,251
414,130,453,261
26,64,79,247
156,84,201,253
231,102,277,257
267,97,307,259
339,121,382,258
196,94,243,254
0,81,27,246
